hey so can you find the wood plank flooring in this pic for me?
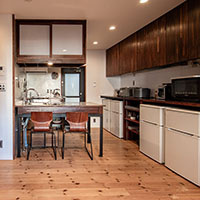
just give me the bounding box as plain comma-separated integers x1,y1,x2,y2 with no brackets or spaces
0,129,199,200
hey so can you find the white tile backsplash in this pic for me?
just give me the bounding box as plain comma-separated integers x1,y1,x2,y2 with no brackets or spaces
27,68,61,96
120,64,200,97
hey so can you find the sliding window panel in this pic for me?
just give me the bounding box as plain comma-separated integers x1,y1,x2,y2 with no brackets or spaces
52,24,83,55
19,25,50,55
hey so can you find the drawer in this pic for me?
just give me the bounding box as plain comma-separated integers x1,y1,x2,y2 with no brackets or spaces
140,104,165,126
110,100,123,114
166,108,200,137
140,121,165,163
165,128,200,186
102,99,110,111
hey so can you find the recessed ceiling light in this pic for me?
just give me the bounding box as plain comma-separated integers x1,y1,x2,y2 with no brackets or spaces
62,49,67,52
140,0,149,3
109,26,116,31
93,41,98,45
47,61,53,66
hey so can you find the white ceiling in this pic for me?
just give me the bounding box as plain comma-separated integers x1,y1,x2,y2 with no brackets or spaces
0,0,185,50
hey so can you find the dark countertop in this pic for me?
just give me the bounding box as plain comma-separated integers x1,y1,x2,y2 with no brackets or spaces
101,95,200,109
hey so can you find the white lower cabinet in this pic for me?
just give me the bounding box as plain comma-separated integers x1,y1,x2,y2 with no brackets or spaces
103,109,110,132
165,108,200,186
165,128,200,186
102,99,123,138
140,120,165,163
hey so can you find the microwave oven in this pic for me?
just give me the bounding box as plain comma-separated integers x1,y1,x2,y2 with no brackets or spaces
171,75,200,102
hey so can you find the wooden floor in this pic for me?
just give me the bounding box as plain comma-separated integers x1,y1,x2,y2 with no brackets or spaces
0,129,200,200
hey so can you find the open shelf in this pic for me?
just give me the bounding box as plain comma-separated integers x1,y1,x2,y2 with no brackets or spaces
125,118,139,124
128,128,139,135
125,105,139,112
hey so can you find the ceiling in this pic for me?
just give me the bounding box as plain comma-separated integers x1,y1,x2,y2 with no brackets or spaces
0,0,185,50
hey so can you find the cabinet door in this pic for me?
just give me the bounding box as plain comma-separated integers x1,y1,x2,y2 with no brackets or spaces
106,44,120,77
110,111,119,137
119,33,137,74
137,28,146,71
52,24,83,55
19,25,50,56
188,0,200,60
165,128,199,186
156,15,166,67
103,109,110,132
166,2,188,64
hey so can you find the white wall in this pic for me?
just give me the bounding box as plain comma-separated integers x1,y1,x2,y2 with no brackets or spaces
86,50,120,103
86,50,120,127
121,64,200,97
0,14,13,160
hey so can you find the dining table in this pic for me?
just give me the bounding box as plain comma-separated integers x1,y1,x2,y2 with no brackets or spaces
15,101,104,158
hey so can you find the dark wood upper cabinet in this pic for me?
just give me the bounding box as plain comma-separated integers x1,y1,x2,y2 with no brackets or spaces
106,0,200,75
137,15,166,71
119,33,137,74
106,44,120,77
188,0,200,60
16,20,86,65
137,27,146,71
166,2,188,65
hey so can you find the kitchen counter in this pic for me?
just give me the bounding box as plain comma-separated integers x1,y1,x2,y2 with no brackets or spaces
15,100,103,108
101,95,200,110
15,101,104,158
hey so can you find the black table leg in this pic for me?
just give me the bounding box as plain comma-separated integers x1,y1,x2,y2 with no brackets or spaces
87,117,91,143
99,114,103,157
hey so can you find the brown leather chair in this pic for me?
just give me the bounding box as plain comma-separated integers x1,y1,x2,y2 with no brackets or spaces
62,112,93,160
27,112,57,160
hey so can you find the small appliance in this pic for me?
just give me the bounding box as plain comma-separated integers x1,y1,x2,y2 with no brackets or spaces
118,87,132,97
132,87,150,98
157,83,172,100
171,75,200,102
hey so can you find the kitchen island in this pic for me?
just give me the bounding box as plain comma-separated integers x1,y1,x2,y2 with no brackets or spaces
15,102,104,158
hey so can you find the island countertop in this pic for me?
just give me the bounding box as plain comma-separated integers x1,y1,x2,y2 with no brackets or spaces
15,100,104,108
15,101,104,157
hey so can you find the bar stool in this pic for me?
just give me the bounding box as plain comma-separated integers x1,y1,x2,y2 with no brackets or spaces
62,112,93,160
27,112,57,160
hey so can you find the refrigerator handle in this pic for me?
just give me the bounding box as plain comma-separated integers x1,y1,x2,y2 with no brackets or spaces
142,120,158,126
167,128,194,137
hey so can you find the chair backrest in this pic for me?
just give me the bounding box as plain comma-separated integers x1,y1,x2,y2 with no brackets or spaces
31,112,53,131
66,112,88,132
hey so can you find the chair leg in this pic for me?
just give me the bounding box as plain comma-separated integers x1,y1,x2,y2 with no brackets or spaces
27,131,32,160
62,133,65,159
84,132,93,160
52,132,57,160
44,133,46,148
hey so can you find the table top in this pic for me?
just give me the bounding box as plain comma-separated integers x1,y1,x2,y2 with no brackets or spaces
15,100,103,108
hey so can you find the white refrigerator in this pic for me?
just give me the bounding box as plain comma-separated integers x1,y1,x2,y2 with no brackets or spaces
165,107,200,186
140,104,165,164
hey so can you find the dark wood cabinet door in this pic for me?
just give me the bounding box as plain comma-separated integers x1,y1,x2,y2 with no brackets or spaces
136,16,166,71
119,33,137,74
137,28,147,71
188,0,200,60
166,2,188,65
106,44,120,77
156,15,166,67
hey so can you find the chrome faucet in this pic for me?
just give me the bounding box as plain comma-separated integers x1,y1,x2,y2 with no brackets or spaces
52,88,61,97
26,88,39,99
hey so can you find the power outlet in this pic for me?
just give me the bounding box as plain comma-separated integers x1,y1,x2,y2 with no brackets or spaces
0,140,3,148
0,83,6,92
